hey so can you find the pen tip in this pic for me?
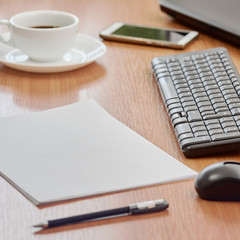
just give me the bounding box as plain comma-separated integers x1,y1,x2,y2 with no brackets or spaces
33,223,42,228
33,221,48,228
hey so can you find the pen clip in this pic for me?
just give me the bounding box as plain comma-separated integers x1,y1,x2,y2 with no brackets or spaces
129,199,169,215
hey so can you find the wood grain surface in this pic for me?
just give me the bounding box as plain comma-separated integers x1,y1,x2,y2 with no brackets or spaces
0,0,240,239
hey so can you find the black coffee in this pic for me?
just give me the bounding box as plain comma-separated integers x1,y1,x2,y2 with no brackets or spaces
30,25,61,29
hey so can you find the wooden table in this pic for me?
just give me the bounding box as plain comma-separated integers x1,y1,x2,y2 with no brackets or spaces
0,0,240,239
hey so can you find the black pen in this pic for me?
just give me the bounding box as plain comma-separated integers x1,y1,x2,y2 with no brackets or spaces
33,199,168,228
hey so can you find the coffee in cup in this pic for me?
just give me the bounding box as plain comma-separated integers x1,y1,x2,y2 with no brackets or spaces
0,10,79,62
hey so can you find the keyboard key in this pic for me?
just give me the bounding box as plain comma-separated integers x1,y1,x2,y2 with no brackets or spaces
175,83,189,90
177,85,191,93
190,122,205,128
187,110,202,122
180,96,195,103
211,132,240,141
219,117,234,123
228,103,240,110
169,107,184,117
224,126,239,133
157,72,170,78
231,108,240,115
157,77,178,100
172,117,187,127
194,131,209,137
209,129,224,136
166,98,181,106
184,105,198,113
199,106,214,113
190,83,204,90
203,111,231,119
213,102,228,109
205,119,219,125
215,107,229,113
154,68,169,74
211,97,225,104
206,123,222,130
178,133,194,142
182,101,196,108
197,101,212,108
180,136,211,148
175,123,192,137
167,103,182,111
192,126,207,133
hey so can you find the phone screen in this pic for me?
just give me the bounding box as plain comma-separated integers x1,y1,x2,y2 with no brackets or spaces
111,25,187,42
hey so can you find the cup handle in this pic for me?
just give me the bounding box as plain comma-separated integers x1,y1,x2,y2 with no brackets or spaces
0,20,16,47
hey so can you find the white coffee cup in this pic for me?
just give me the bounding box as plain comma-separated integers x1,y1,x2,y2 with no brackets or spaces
0,10,79,62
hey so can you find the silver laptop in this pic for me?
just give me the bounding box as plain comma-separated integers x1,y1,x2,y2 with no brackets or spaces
159,0,240,45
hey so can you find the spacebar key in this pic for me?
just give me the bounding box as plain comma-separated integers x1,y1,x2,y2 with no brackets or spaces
157,77,178,101
180,136,211,148
211,132,240,141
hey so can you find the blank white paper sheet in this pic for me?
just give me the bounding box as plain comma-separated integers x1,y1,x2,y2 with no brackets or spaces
0,100,197,205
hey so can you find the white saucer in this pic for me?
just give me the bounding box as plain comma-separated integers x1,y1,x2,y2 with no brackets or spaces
0,34,106,73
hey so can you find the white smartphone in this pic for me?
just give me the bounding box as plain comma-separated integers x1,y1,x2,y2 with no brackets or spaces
100,22,198,49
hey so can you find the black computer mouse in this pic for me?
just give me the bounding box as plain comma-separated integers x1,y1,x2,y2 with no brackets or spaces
194,161,240,201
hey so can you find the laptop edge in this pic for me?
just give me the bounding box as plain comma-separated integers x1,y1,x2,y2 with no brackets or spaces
159,1,240,46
